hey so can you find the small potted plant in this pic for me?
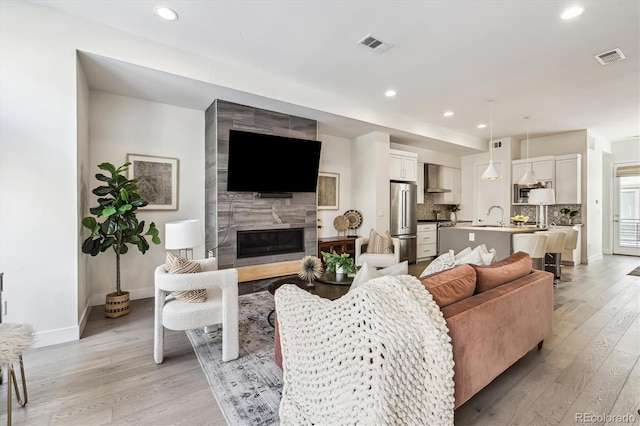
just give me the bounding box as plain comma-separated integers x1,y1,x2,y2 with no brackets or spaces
321,251,356,276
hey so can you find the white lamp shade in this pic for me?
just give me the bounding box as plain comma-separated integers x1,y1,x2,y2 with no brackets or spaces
165,220,204,249
481,161,502,180
529,188,555,205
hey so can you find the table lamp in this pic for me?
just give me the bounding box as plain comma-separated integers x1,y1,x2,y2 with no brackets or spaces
165,219,204,259
528,188,555,229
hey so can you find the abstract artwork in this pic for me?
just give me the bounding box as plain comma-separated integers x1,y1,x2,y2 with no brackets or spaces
318,171,339,210
127,154,178,210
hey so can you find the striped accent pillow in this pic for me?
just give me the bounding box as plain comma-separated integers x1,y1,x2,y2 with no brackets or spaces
366,229,393,254
166,254,207,303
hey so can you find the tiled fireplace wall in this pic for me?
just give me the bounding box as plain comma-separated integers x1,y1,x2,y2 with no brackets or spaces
204,100,319,269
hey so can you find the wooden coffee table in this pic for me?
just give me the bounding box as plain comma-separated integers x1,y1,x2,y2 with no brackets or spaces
267,274,353,326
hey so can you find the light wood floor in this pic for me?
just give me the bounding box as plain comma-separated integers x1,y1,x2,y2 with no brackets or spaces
1,255,638,425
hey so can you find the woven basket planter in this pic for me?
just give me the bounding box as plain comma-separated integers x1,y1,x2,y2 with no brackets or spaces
105,291,130,318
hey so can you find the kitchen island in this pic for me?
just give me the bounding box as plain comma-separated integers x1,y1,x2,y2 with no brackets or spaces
439,225,544,261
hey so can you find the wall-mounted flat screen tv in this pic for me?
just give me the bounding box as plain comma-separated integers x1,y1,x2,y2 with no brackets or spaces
226,130,322,194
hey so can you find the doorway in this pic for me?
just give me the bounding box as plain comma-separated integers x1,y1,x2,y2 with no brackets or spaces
613,163,640,256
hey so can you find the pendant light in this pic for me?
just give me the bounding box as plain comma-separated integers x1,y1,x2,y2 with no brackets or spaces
518,116,538,185
481,100,502,180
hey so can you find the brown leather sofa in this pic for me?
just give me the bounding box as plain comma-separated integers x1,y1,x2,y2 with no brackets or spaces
274,251,554,409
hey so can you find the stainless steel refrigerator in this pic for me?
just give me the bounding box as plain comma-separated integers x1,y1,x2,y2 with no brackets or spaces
390,181,417,264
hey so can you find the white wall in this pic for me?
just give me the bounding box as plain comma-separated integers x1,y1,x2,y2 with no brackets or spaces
88,92,205,305
352,132,392,235
76,56,91,331
602,138,640,253
317,134,353,238
390,142,461,168
1,3,81,347
460,137,515,223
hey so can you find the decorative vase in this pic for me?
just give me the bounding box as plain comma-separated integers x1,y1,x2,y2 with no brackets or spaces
450,211,457,224
335,266,345,277
105,291,130,318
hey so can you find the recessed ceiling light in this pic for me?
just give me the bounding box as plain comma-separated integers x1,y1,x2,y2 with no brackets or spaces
561,6,584,20
477,124,487,129
385,89,396,97
443,111,454,117
155,6,178,21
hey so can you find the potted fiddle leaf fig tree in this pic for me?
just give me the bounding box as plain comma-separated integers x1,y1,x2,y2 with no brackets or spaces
82,162,161,318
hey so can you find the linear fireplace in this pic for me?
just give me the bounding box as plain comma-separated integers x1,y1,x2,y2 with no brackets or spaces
237,228,305,259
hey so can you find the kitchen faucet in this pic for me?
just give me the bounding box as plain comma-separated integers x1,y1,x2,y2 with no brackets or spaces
487,205,505,227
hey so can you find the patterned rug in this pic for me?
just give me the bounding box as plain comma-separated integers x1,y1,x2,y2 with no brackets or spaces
628,266,640,276
186,291,282,426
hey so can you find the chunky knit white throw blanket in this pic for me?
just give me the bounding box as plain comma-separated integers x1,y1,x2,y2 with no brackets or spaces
275,274,455,425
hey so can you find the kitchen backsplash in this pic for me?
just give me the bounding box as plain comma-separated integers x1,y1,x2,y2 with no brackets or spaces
417,192,582,225
417,193,456,220
519,204,582,225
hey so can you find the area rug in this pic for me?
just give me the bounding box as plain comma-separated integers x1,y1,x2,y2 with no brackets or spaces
186,291,282,426
628,266,640,276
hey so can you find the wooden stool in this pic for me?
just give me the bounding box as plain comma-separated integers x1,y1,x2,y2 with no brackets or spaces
0,323,34,425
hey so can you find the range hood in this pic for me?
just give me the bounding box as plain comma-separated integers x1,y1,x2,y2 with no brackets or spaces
425,163,451,193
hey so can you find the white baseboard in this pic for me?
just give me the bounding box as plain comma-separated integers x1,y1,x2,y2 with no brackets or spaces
587,253,604,264
33,325,79,349
602,248,612,254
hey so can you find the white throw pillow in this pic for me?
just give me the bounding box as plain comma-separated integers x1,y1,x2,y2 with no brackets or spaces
455,247,484,265
454,247,472,260
456,245,497,266
419,250,456,277
349,261,409,291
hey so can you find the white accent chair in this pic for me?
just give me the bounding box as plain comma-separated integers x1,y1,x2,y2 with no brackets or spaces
154,258,239,364
355,236,401,268
512,233,548,271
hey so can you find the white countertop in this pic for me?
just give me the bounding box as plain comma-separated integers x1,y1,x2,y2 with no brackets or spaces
446,225,544,233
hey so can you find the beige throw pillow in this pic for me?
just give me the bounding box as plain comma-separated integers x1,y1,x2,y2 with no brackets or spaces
366,229,393,254
165,253,207,303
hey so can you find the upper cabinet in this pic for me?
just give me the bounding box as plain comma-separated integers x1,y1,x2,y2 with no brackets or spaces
390,149,418,182
512,155,555,183
555,154,581,204
434,167,461,205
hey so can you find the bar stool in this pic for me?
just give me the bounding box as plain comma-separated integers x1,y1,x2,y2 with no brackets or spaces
513,233,548,271
535,230,567,286
560,228,579,281
0,323,34,425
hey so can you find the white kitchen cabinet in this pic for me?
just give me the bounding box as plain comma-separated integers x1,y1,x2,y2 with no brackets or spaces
555,154,581,204
434,167,461,205
417,223,437,261
417,162,424,204
512,156,555,183
390,149,418,182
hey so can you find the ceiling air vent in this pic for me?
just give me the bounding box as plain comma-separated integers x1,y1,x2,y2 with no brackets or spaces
594,48,626,65
357,34,392,53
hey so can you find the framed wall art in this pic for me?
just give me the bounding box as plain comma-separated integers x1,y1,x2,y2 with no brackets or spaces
317,171,339,210
127,154,178,210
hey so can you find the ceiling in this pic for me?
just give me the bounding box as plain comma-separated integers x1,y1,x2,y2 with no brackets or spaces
34,0,640,152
